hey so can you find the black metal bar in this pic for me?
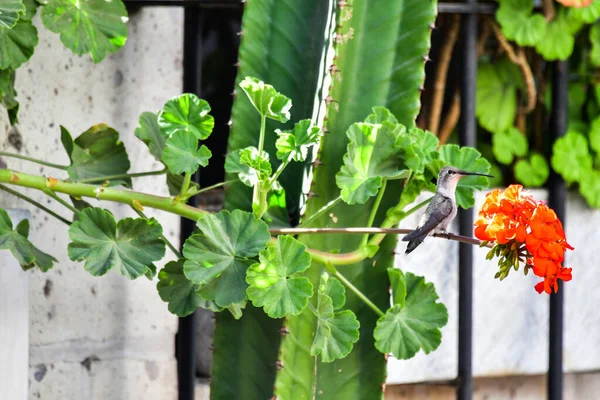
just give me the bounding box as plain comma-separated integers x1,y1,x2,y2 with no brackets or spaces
547,61,568,400
438,3,496,14
457,0,477,399
176,7,204,400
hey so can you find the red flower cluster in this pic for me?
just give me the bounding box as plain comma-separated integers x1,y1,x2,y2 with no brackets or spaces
474,185,573,294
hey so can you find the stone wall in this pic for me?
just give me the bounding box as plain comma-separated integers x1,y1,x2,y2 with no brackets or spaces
0,8,184,400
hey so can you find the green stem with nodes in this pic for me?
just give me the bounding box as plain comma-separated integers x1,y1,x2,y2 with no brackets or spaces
0,184,71,225
0,170,205,221
252,115,269,218
77,168,167,184
298,195,342,228
179,172,192,198
361,179,387,248
324,262,384,317
43,189,79,214
0,151,69,170
257,114,267,154
133,209,182,258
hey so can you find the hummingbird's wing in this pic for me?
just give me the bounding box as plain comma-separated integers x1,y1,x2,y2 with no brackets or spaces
402,196,453,241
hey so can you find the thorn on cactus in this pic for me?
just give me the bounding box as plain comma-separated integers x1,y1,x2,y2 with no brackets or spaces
280,327,289,336
233,62,240,67
419,85,425,92
313,159,324,168
322,127,329,134
275,360,284,370
430,23,436,30
227,120,233,127
423,55,431,63
237,31,243,36
307,191,319,199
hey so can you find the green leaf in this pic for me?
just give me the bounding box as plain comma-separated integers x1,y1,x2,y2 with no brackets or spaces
134,112,165,163
224,147,272,188
246,235,313,318
336,121,410,205
64,124,131,187
580,170,600,208
239,76,292,123
0,69,18,125
388,268,407,308
161,131,211,175
398,127,439,174
41,0,127,63
568,0,600,23
0,210,57,271
183,210,270,308
0,0,25,29
589,116,600,154
67,208,165,279
275,119,322,162
551,130,593,184
590,23,600,67
21,0,38,21
476,59,521,133
157,259,222,317
263,183,291,228
157,93,215,140
437,144,492,209
496,0,546,47
535,11,575,61
0,20,38,69
514,153,549,187
374,272,448,360
166,172,199,197
310,289,360,363
320,274,346,310
492,127,529,165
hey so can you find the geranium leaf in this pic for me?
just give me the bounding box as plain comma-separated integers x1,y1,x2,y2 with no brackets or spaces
535,10,575,61
374,272,448,360
496,0,546,47
476,59,521,133
246,235,313,318
0,19,37,69
157,259,223,317
0,209,57,272
590,23,600,67
183,210,270,308
67,208,165,279
568,0,600,23
580,170,600,208
135,111,165,163
492,127,529,165
224,147,272,188
161,131,211,175
64,124,131,187
514,153,549,188
239,76,292,123
388,268,407,308
263,183,291,228
310,282,360,363
436,144,492,209
397,127,439,174
158,93,215,140
589,115,600,154
41,0,127,63
0,69,18,125
319,274,346,310
551,130,593,184
336,121,410,205
0,0,25,29
275,119,322,162
21,0,38,21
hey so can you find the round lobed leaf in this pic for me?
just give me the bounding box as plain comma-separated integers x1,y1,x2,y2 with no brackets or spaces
158,93,215,139
183,209,270,307
535,10,575,61
497,0,546,47
374,272,448,360
580,170,600,208
135,112,166,163
41,0,128,63
238,76,292,123
67,208,166,279
492,127,529,165
224,147,272,188
568,0,600,23
0,0,26,29
0,20,38,69
514,153,549,188
275,119,322,162
246,235,313,318
551,130,593,184
161,130,212,175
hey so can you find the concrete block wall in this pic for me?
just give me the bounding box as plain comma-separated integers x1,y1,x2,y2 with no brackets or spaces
0,8,184,400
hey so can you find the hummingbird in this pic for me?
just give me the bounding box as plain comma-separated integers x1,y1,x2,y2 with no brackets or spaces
402,166,493,255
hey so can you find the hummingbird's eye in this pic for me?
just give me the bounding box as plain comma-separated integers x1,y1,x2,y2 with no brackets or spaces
447,170,454,175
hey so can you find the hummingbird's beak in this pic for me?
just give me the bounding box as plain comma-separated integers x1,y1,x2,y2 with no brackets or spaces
457,170,494,178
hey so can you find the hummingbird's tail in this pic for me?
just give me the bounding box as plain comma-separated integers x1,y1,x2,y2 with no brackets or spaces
405,235,425,255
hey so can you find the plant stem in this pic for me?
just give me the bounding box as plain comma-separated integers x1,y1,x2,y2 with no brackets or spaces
133,209,182,258
189,180,234,196
0,184,71,225
361,179,387,247
257,114,267,154
42,189,79,214
77,168,167,183
298,195,342,228
0,170,205,221
0,151,69,170
179,172,192,198
270,159,289,185
327,263,384,317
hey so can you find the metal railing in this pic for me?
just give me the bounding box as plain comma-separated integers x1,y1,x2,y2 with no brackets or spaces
120,1,568,399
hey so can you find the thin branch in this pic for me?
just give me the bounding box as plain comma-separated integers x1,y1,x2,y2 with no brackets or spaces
298,195,342,228
133,208,181,258
0,151,69,170
270,227,491,248
429,14,461,135
327,264,385,317
0,184,71,225
542,0,556,22
189,180,235,197
42,189,79,214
